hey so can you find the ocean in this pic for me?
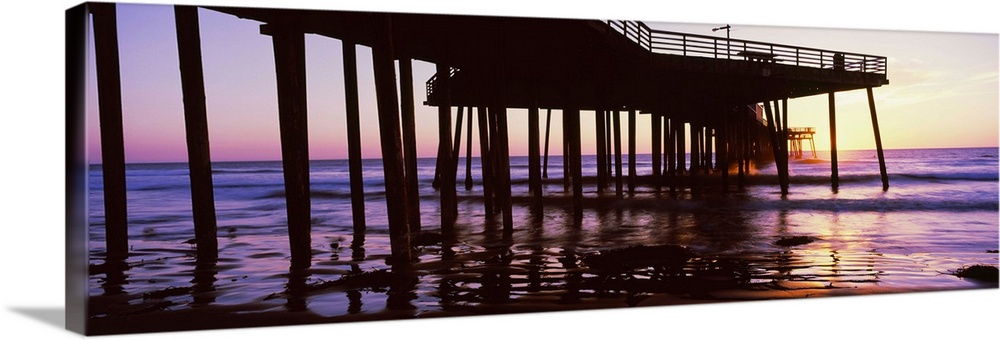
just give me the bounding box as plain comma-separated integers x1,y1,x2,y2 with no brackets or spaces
85,147,999,330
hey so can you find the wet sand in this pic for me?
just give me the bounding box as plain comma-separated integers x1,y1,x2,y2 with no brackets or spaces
86,219,998,335
84,150,999,335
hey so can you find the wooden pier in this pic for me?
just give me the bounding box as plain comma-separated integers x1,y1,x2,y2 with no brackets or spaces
79,4,890,266
787,127,817,159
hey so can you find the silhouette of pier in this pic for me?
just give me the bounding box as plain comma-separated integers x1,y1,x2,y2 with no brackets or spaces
787,127,817,159
76,3,891,272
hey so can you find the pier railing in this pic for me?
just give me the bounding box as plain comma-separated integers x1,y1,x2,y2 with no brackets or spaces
426,67,460,99
606,20,887,74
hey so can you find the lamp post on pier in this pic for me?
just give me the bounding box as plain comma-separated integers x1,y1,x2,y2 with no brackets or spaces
713,24,731,59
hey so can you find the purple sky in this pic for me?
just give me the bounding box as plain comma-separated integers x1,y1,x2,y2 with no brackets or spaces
85,3,998,163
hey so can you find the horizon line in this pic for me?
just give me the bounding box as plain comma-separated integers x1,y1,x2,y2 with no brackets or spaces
86,145,998,165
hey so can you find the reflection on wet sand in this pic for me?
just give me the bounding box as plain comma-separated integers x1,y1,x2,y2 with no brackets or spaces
86,195,998,335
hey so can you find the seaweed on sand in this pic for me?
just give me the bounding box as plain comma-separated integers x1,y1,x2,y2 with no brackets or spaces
775,236,815,247
952,265,999,282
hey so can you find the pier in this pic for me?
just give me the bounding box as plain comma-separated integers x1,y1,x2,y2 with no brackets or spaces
79,4,890,268
787,127,817,159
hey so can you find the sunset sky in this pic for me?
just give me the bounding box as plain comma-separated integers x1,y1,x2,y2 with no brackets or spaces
85,3,998,163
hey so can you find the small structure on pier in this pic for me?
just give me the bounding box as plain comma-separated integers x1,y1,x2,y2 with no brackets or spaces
787,127,817,159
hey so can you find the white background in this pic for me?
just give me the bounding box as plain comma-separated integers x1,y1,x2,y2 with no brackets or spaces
2,1,997,339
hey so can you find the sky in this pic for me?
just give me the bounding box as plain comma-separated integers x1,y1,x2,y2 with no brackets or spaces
83,3,998,163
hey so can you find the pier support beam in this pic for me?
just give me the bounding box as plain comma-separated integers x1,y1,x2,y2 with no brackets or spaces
705,127,713,172
595,110,608,193
562,112,570,191
566,108,583,221
451,107,464,177
371,15,410,264
719,112,729,192
492,106,514,233
627,110,637,195
175,5,218,260
399,58,421,232
528,105,543,206
867,88,890,190
828,92,839,191
436,64,457,231
613,110,624,199
466,107,474,190
780,99,790,191
93,3,128,259
690,124,701,175
542,109,551,179
266,21,311,268
677,122,686,175
651,112,662,186
477,106,494,216
764,101,788,195
342,41,366,236
606,110,613,178
737,111,746,190
666,117,676,192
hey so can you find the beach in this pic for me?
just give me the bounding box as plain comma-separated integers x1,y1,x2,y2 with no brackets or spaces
82,147,999,334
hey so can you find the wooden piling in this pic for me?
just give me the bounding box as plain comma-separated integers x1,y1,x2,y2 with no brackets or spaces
782,99,789,156
371,15,410,264
398,58,421,231
764,101,788,195
266,20,312,268
436,64,457,231
719,113,729,192
779,99,790,191
666,117,676,191
466,107,474,190
451,106,464,176
662,116,670,175
432,144,444,189
829,92,839,191
493,106,514,232
627,110,637,194
566,108,583,221
543,109,551,179
690,124,701,175
92,3,129,259
651,112,662,184
677,121,686,175
867,87,889,190
342,41,366,236
562,113,571,191
175,5,218,260
705,127,713,172
613,110,624,199
606,110,614,178
595,110,607,193
738,109,747,190
528,106,543,205
477,106,495,216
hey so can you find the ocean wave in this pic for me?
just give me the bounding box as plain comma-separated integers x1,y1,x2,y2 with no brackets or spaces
738,197,999,213
131,183,189,191
898,173,999,182
255,189,392,200
212,169,283,174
